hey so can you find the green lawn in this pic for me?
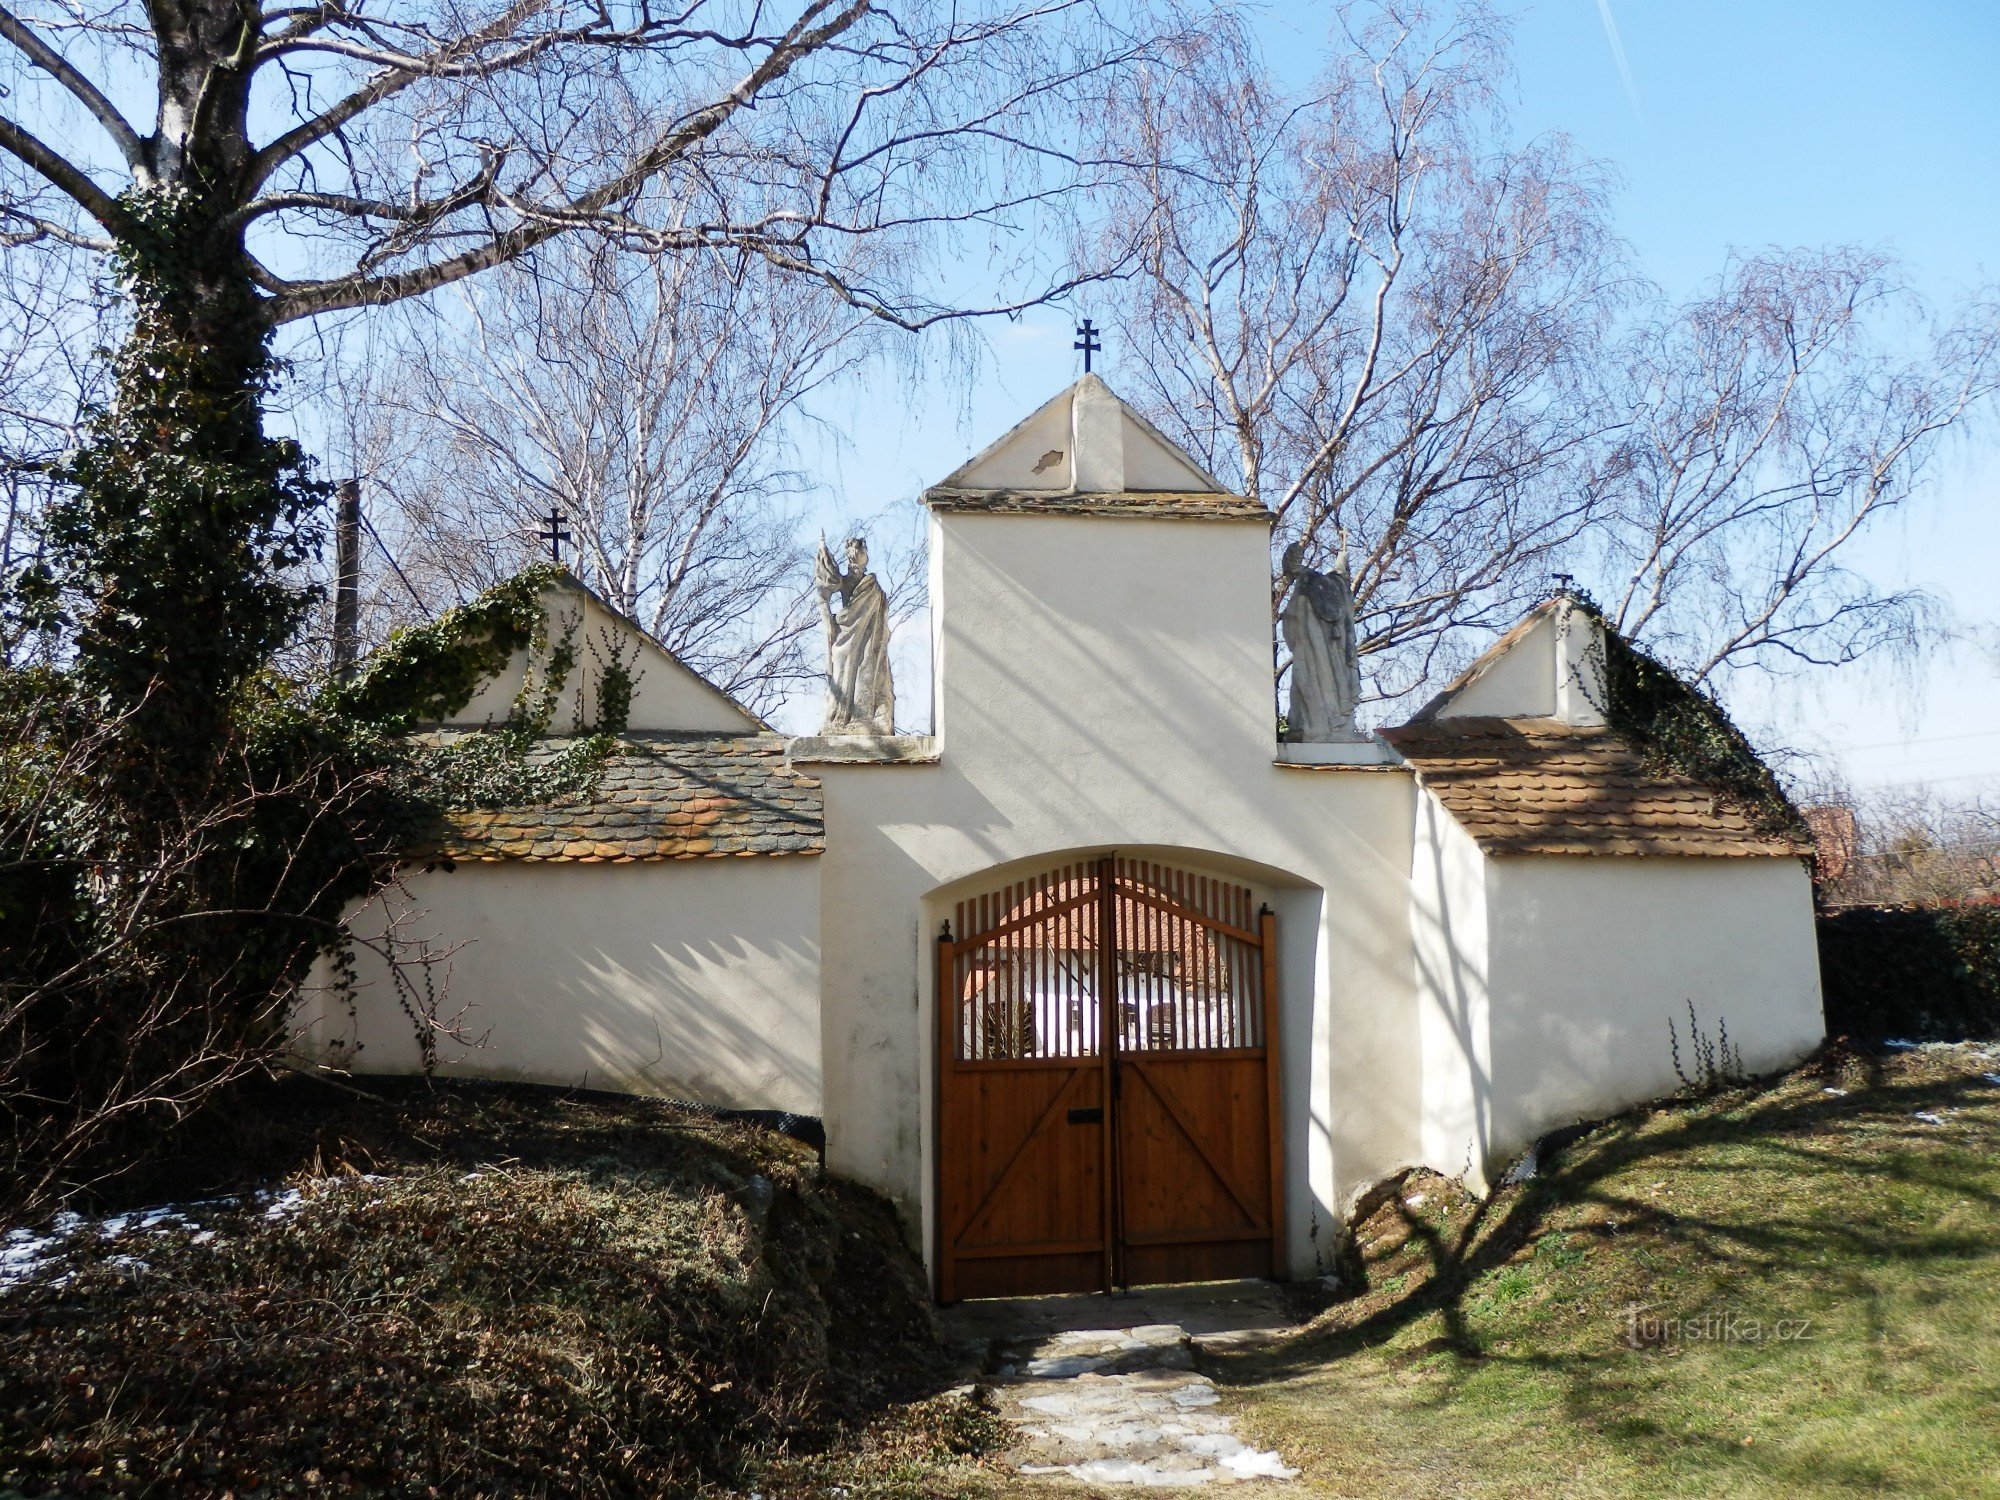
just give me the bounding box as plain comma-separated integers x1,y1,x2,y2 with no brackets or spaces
1215,1043,2000,1499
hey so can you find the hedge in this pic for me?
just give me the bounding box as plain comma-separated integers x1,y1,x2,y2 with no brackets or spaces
1816,903,2000,1044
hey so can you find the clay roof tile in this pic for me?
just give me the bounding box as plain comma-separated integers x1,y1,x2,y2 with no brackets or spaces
1379,715,1808,859
413,731,823,864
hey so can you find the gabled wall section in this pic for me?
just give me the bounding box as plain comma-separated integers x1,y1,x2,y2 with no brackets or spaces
446,577,763,734
1424,596,1605,728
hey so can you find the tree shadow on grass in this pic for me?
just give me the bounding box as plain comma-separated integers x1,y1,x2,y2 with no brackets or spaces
1208,1060,2000,1493
1235,1057,2000,1388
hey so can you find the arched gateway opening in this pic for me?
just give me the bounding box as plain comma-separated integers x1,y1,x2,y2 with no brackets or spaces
934,856,1283,1300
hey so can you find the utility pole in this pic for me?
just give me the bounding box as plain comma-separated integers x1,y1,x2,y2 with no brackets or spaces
333,478,361,679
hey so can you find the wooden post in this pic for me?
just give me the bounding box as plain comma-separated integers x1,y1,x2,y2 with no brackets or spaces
935,923,957,1304
1259,906,1285,1278
1096,855,1120,1292
331,477,361,679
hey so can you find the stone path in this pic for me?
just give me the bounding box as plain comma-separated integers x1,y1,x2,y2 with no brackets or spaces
941,1284,1300,1487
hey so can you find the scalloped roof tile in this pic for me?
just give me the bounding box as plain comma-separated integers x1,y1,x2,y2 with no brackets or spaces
1380,716,1809,858
418,732,822,863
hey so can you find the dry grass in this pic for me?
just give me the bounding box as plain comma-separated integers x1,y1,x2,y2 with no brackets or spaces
0,1079,1002,1498
1214,1043,2000,1499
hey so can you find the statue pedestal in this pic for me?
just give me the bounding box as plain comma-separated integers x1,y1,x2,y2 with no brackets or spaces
1275,737,1403,767
787,734,940,767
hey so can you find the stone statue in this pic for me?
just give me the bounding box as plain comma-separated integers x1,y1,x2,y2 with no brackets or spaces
815,534,895,736
1280,542,1363,742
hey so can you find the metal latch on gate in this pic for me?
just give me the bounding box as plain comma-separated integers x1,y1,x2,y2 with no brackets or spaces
1066,1106,1103,1125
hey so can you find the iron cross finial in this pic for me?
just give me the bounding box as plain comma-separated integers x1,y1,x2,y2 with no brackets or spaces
1552,570,1576,593
537,507,573,565
1074,317,1101,373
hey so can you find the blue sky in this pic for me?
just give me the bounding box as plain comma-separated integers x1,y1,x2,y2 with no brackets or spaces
798,1,2000,795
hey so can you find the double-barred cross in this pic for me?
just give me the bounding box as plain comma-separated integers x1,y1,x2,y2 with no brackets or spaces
537,508,572,564
1074,318,1101,373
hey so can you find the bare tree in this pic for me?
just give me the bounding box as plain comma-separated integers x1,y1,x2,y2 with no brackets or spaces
1595,249,2000,686
0,0,1146,337
341,238,873,713
0,230,102,661
1099,6,1628,705
1810,782,2000,908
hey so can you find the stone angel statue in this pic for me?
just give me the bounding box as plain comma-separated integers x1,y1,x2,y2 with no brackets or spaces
815,534,895,736
1280,542,1363,742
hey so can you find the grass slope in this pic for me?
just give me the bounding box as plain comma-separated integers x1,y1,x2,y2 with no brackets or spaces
0,1081,998,1498
1221,1044,2000,1499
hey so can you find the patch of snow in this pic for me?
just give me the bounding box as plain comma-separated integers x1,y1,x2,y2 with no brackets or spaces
1026,1355,1108,1379
1,1227,63,1289
1913,1111,1949,1125
1823,1087,1848,1096
2,1175,388,1293
1067,1458,1209,1487
1222,1448,1301,1480
1980,1074,2000,1087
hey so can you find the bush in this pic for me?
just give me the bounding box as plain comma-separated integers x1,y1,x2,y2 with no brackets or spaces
1816,903,2000,1043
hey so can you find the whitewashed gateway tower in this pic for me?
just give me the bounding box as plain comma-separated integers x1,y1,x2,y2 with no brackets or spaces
305,375,1826,1298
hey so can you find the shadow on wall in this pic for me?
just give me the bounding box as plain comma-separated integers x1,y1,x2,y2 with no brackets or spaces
319,862,823,1117
1409,798,1495,1192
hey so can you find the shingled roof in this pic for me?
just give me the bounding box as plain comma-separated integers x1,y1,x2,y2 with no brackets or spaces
423,733,822,863
922,487,1271,520
1380,716,1809,859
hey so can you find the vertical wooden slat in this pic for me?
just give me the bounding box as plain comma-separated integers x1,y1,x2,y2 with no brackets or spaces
1056,868,1072,1056
1009,880,1024,1057
1152,864,1168,1048
936,925,956,1302
1193,873,1208,1050
1097,855,1119,1290
1049,869,1060,1057
1058,866,1071,1057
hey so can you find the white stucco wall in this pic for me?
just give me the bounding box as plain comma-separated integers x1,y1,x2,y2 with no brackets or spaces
447,585,761,734
298,856,822,1114
1430,853,1824,1180
1410,788,1493,1183
1437,613,1558,719
813,507,1428,1278
1429,600,1607,728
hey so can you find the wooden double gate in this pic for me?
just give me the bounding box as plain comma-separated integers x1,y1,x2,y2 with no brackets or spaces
934,856,1283,1301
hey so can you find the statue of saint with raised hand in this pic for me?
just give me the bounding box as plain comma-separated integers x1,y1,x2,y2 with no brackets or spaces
1280,542,1363,742
815,534,895,736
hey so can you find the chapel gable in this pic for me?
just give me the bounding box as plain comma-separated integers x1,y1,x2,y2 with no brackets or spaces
444,571,764,735
924,374,1268,520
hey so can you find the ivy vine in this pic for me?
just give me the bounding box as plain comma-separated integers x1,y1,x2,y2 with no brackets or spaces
1565,594,1806,842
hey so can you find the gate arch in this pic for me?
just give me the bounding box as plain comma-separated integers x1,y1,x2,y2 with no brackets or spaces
934,855,1284,1300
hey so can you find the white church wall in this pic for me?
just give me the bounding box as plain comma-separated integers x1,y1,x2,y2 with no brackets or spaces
1434,612,1558,719
298,856,822,1114
813,507,1429,1279
1480,854,1824,1165
1410,786,1496,1189
446,584,761,734
1426,598,1607,728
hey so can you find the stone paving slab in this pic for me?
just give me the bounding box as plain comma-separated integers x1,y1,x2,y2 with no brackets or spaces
942,1284,1300,1487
